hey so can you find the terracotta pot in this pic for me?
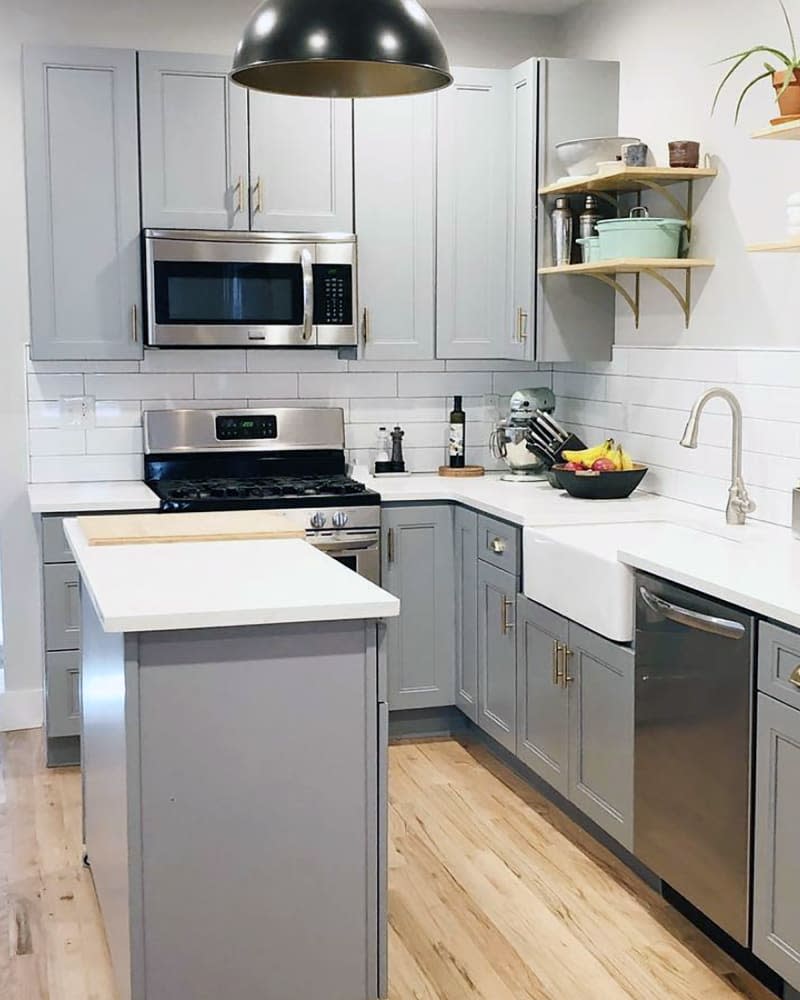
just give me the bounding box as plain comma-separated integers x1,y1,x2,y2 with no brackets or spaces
773,69,800,116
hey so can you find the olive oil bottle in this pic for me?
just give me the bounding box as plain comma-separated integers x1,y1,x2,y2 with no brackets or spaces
449,395,465,468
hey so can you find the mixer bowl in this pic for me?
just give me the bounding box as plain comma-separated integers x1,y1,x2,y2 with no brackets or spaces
494,425,545,475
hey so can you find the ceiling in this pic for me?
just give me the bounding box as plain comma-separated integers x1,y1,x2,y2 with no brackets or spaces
427,0,585,14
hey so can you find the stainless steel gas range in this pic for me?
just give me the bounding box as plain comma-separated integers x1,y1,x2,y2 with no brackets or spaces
143,407,380,584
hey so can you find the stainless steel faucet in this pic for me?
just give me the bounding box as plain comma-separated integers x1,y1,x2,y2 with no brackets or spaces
679,388,756,526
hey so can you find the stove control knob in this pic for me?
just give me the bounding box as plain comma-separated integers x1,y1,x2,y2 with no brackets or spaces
332,511,349,529
310,511,327,529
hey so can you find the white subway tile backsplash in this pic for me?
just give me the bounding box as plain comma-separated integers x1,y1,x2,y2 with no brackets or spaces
736,351,800,388
248,350,348,373
142,349,246,374
86,427,144,455
95,401,142,427
27,373,84,401
86,373,194,400
351,359,446,372
29,429,85,457
399,372,492,397
194,373,299,399
28,401,64,429
346,421,447,450
623,348,738,383
299,372,397,398
31,454,142,483
553,372,607,402
492,371,550,396
349,397,446,424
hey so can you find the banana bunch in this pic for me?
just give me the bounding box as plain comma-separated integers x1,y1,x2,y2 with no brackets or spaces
562,438,635,471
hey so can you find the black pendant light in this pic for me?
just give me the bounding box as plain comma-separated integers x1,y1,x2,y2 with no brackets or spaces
231,0,452,98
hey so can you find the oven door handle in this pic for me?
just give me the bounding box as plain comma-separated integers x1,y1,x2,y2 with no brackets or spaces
300,248,314,342
639,586,746,640
312,537,378,554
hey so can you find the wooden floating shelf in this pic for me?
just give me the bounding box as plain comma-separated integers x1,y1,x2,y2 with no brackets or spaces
747,238,800,253
751,121,800,141
539,167,717,197
538,258,715,329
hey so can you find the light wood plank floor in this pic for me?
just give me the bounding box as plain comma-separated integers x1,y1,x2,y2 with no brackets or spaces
0,729,777,999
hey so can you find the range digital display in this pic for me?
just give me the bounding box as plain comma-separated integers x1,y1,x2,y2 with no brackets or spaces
215,415,278,440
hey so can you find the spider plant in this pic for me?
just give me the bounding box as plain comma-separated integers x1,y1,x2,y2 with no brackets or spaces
712,0,800,122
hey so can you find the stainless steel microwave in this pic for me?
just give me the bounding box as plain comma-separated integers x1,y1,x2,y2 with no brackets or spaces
143,230,357,348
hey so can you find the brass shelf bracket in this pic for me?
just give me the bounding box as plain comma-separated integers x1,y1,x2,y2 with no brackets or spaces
584,272,640,326
639,267,693,328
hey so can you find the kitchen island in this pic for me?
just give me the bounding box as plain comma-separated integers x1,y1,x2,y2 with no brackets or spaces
64,520,399,1000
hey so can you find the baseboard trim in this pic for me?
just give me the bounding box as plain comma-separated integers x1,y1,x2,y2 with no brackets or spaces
0,688,44,732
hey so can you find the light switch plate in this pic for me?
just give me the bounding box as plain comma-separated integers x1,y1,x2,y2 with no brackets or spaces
60,395,96,429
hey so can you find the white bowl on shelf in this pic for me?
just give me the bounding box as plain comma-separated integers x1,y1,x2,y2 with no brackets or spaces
555,136,641,178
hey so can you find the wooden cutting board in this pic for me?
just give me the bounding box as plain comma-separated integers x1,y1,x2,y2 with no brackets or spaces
438,465,485,478
77,510,306,546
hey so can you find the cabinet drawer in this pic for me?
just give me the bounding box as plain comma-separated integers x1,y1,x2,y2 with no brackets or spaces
42,516,75,564
44,563,81,651
477,514,519,575
759,622,800,711
46,650,81,739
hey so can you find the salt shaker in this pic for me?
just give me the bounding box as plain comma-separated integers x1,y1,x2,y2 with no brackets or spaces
551,196,573,267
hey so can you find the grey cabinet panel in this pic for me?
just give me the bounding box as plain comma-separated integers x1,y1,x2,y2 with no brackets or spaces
436,68,510,360
507,58,537,362
477,561,517,751
44,562,81,651
43,516,75,564
138,51,249,231
567,622,634,851
455,506,479,721
249,93,354,232
46,650,81,739
354,94,436,360
753,693,800,991
23,46,142,360
477,513,520,575
759,621,800,711
382,506,455,710
535,59,619,363
516,597,569,794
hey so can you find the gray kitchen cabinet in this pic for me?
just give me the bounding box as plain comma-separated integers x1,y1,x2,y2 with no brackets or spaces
248,92,353,232
138,51,249,231
477,561,518,752
454,507,479,722
516,597,569,795
382,506,455,710
753,693,800,991
44,562,81,652
354,94,436,360
46,650,81,739
23,46,143,360
515,596,634,848
436,67,511,360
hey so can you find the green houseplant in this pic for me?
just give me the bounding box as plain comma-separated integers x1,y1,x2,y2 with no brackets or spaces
713,0,800,123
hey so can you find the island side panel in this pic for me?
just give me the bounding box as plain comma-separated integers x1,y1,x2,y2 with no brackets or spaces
80,591,135,1000
136,620,380,1000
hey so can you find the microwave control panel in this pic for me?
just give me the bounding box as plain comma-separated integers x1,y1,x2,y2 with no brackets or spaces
313,265,353,326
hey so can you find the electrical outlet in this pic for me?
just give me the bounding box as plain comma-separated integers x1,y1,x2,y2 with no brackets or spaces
60,395,96,429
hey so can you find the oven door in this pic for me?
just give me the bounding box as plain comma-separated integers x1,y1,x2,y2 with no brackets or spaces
312,534,380,585
146,234,318,347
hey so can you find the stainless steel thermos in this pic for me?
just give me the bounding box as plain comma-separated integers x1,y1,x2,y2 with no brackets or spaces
551,196,573,267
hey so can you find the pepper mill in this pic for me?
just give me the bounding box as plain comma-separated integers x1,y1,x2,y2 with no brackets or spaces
390,425,406,473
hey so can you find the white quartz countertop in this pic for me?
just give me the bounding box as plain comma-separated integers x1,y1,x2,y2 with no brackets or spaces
64,520,399,633
29,481,160,513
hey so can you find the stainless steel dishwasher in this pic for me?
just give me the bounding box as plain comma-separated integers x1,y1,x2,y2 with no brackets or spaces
634,572,755,945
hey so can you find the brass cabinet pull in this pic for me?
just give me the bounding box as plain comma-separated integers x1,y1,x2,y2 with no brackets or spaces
387,527,395,564
490,537,506,554
552,640,563,685
501,596,514,635
362,306,369,344
233,175,244,214
790,664,800,689
561,646,574,688
253,176,263,215
131,304,138,343
517,307,528,342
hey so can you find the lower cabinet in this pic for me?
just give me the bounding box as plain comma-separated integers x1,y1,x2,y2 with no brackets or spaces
477,561,517,752
753,693,800,991
45,650,81,739
382,505,455,710
454,507,479,722
516,596,634,850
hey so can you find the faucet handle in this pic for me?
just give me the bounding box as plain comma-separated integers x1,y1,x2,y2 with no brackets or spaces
733,491,757,515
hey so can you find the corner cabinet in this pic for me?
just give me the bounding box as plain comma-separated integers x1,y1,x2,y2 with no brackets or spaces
354,94,436,360
23,46,143,360
138,51,249,230
381,506,455,710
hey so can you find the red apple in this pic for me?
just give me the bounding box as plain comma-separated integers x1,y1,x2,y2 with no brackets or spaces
591,457,617,472
563,461,586,471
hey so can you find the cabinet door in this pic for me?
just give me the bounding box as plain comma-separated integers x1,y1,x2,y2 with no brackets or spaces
536,58,618,362
23,46,142,360
46,650,81,739
354,94,436,360
382,506,455,710
139,51,249,231
436,68,510,360
477,561,517,751
248,93,353,232
454,507,478,722
516,597,569,795
44,562,81,651
753,693,800,991
567,622,634,850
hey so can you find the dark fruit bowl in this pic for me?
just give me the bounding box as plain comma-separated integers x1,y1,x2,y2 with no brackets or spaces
552,463,648,500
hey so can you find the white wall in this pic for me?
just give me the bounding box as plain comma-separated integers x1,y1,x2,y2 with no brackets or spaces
0,0,562,727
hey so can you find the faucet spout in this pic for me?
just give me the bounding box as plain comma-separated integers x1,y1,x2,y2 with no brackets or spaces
679,387,755,526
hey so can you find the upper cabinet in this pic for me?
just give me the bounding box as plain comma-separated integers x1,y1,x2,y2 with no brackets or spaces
23,46,143,361
249,93,353,232
138,51,249,231
507,58,537,362
436,68,511,360
354,94,436,360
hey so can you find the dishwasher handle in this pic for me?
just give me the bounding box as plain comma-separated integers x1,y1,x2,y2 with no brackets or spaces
639,586,746,640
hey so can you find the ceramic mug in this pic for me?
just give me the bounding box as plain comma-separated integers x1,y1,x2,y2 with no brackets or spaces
622,142,648,166
669,141,700,168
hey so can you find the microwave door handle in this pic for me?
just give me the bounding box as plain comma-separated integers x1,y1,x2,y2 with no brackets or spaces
639,587,746,640
300,248,314,341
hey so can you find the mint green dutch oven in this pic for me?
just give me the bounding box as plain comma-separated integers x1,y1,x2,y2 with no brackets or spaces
595,207,685,260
